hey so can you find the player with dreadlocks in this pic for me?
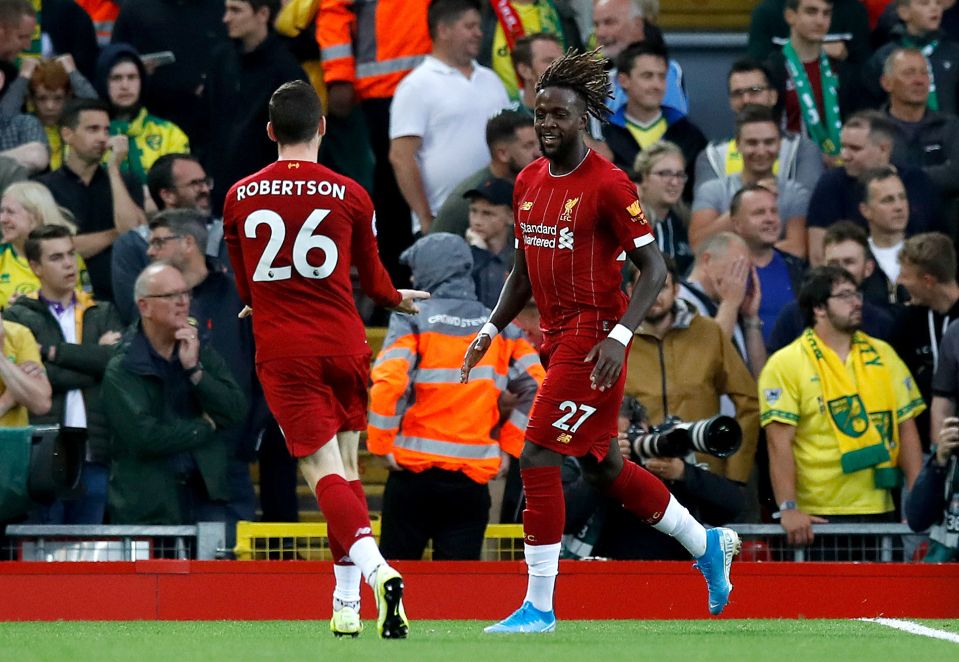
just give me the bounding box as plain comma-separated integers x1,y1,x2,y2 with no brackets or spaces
462,50,742,633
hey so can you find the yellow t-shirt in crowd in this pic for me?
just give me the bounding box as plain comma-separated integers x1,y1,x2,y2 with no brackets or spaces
0,244,92,308
758,333,925,515
625,114,668,150
0,320,42,428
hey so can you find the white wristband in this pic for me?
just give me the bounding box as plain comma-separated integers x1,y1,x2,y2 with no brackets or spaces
608,324,633,348
478,322,500,340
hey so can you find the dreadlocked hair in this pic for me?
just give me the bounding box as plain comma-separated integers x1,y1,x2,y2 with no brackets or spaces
536,48,612,123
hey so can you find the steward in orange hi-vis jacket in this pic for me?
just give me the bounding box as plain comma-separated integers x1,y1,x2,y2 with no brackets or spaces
317,0,431,101
369,233,544,560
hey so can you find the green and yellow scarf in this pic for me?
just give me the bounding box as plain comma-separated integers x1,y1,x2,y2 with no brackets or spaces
801,329,902,488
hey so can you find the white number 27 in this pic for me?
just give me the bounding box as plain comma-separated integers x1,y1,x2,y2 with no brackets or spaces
552,401,597,433
244,208,338,281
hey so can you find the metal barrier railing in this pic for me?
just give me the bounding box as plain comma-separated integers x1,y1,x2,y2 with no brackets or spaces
0,522,923,562
4,523,226,561
234,521,923,563
728,523,920,562
233,521,526,561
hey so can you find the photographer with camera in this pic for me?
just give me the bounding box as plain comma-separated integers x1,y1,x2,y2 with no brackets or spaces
623,257,760,485
913,318,959,561
760,266,924,557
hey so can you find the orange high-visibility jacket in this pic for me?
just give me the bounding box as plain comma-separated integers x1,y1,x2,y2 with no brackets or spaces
76,0,119,45
369,310,544,485
317,0,432,100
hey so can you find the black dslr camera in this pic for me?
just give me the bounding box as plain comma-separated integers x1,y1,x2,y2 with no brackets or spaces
625,408,742,460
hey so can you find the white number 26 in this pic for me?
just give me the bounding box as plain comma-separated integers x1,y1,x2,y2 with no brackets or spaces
244,208,338,281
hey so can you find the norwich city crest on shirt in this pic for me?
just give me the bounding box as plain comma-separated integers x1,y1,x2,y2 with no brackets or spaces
827,395,870,437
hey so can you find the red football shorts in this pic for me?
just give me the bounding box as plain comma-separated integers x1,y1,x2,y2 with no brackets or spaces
257,352,372,458
524,334,625,461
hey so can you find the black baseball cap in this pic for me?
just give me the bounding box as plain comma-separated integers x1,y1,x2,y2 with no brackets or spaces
463,177,513,207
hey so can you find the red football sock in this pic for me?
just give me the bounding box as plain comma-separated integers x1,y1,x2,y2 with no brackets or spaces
520,466,565,546
607,459,671,524
315,475,373,554
326,480,367,566
349,479,367,509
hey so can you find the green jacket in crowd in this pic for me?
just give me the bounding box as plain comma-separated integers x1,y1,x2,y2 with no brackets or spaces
101,326,247,525
3,291,123,463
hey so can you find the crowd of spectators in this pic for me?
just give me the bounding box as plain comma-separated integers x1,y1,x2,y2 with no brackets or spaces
0,0,957,564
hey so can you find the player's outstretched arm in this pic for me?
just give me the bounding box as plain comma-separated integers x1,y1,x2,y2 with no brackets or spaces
391,289,431,315
461,249,532,383
585,242,667,391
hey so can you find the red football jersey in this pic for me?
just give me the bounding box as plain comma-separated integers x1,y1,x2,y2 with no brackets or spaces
513,150,654,338
223,160,400,361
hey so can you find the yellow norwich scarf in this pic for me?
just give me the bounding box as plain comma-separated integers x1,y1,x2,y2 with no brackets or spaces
801,329,902,488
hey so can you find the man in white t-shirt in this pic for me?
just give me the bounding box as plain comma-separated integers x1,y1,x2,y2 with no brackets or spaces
389,0,510,235
859,165,908,286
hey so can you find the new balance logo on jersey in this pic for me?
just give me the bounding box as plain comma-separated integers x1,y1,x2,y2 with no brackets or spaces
559,196,580,222
520,201,533,211
287,162,300,169
558,227,574,250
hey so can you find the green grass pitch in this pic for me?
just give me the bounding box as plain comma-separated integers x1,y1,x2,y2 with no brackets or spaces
0,619,956,661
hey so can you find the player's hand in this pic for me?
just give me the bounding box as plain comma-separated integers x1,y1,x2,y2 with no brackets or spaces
461,332,492,383
644,457,685,482
238,305,253,319
107,135,129,168
936,417,959,466
175,324,200,370
391,289,430,315
780,509,828,546
585,337,626,391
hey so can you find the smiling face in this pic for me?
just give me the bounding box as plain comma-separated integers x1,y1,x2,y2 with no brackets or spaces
593,0,644,60
736,121,780,177
534,86,587,161
641,152,686,208
0,195,36,244
732,188,781,250
619,54,667,114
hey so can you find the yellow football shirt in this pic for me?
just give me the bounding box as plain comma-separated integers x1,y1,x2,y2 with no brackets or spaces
625,115,668,150
0,244,92,308
0,320,43,428
491,1,564,101
758,333,925,515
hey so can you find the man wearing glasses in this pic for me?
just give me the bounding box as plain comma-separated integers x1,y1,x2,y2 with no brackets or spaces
143,209,261,547
113,153,228,325
100,262,246,528
759,265,924,559
694,58,823,195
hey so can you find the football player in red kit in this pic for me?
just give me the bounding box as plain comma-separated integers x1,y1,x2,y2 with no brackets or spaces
224,81,427,639
462,51,742,633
